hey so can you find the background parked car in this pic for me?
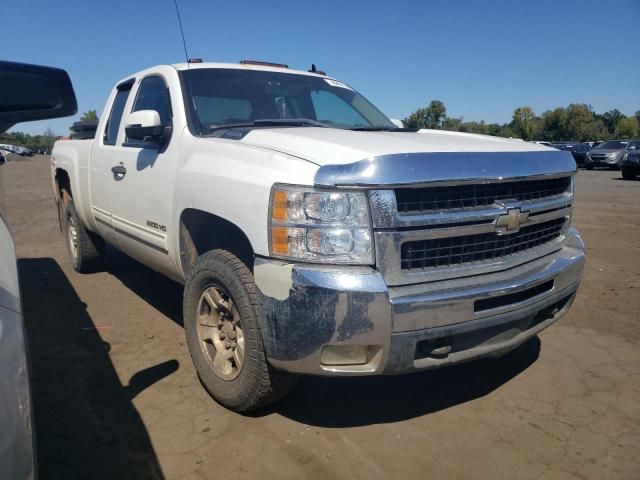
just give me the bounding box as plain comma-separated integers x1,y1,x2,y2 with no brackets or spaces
584,140,635,170
551,142,591,166
621,141,640,180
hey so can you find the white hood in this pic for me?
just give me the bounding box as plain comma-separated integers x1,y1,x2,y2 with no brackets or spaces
239,127,552,166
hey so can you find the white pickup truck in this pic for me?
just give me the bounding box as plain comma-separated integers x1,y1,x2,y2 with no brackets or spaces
51,61,585,412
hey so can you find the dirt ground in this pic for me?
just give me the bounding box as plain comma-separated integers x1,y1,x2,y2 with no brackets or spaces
4,155,640,480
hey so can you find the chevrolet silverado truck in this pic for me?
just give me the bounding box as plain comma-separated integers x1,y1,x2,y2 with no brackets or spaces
51,61,585,412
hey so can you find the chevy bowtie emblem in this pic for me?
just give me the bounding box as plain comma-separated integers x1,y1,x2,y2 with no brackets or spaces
496,207,529,233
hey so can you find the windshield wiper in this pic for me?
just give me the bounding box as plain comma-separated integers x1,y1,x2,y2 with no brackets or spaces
206,118,328,134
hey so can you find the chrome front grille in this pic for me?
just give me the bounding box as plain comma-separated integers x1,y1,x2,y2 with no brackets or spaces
395,177,571,213
369,174,574,286
401,217,566,270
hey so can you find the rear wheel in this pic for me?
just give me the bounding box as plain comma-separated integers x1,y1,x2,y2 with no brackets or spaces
622,167,637,180
183,249,297,412
60,195,105,273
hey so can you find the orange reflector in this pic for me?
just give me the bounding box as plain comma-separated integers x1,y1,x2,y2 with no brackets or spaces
272,190,287,221
271,226,289,255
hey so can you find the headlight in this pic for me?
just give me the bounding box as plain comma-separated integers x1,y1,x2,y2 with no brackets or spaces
623,153,629,161
269,185,373,264
609,152,620,158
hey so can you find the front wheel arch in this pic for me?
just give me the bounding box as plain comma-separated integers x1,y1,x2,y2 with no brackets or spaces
179,209,255,279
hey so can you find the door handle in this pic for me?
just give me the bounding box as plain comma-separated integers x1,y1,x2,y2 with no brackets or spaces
111,164,127,176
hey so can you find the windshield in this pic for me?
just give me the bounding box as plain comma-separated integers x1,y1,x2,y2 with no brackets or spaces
595,141,627,150
180,68,395,135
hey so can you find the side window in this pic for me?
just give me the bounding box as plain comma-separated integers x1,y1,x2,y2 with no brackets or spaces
131,76,172,125
104,84,132,145
310,90,368,127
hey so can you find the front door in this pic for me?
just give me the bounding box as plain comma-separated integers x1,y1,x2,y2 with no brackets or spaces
109,73,178,275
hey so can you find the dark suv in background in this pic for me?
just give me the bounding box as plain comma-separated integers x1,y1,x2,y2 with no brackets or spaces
585,140,636,170
551,142,591,166
621,141,640,180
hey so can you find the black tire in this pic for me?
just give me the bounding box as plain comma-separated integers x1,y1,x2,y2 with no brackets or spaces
585,164,594,170
183,249,297,412
622,167,637,180
60,196,106,273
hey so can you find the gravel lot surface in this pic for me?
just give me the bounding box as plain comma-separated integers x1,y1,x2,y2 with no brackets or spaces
4,156,639,479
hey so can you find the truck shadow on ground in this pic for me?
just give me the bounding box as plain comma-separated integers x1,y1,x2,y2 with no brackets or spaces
103,249,542,427
18,257,176,480
106,246,184,327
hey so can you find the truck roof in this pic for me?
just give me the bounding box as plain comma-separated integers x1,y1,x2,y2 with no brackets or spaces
169,61,329,79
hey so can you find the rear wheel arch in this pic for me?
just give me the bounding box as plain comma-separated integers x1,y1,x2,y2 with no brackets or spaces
54,168,72,200
179,209,255,278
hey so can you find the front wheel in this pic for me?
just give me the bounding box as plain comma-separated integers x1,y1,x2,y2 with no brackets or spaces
585,164,594,170
622,167,637,180
183,250,297,412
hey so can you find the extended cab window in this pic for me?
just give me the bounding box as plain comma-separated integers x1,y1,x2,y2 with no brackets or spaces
104,82,132,145
132,76,172,125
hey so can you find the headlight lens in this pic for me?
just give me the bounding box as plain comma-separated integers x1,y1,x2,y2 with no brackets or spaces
269,185,373,264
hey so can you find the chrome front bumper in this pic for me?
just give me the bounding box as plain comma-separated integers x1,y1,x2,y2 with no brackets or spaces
254,228,585,376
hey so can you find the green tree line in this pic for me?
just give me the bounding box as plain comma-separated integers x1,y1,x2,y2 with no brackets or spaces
1,128,58,152
4,104,639,151
405,101,640,141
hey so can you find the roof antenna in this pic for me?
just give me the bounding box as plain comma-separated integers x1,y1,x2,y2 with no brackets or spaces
173,0,190,68
308,63,326,75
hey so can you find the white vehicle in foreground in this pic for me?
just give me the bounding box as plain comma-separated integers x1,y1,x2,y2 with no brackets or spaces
1,60,77,480
51,61,585,411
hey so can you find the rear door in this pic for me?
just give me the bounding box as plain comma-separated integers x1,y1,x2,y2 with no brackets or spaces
89,79,134,246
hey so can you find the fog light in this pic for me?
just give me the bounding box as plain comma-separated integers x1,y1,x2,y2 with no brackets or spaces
321,345,369,366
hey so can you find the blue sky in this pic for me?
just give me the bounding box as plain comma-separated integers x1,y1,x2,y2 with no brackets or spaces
2,0,639,136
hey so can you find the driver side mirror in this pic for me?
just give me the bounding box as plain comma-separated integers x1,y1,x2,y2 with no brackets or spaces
629,146,637,150
124,110,170,142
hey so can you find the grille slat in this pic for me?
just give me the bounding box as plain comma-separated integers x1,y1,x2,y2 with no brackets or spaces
395,177,571,214
401,218,566,270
